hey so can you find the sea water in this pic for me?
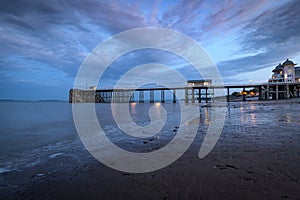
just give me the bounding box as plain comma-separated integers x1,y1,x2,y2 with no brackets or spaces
0,100,299,174
0,101,184,174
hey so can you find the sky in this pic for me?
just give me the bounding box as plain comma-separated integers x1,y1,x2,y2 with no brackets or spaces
1,0,300,100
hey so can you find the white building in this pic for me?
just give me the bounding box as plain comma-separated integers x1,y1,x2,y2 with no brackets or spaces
269,59,300,83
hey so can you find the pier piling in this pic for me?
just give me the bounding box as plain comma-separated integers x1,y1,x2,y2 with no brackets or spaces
150,90,154,103
139,91,144,103
161,90,165,103
173,89,176,103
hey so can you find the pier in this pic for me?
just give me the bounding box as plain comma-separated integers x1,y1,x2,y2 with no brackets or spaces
69,82,300,103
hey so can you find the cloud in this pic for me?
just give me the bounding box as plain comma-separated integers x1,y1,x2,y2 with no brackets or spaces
0,0,149,78
241,0,300,53
160,0,206,38
0,0,300,99
217,0,300,78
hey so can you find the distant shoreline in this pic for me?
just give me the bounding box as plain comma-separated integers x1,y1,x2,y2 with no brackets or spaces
0,99,67,102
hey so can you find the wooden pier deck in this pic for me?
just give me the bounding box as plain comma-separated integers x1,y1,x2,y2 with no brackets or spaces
69,83,300,103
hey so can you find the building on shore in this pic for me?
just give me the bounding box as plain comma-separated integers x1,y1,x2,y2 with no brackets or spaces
269,59,300,83
266,59,300,99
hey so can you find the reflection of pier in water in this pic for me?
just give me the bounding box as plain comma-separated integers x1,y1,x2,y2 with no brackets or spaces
69,83,300,103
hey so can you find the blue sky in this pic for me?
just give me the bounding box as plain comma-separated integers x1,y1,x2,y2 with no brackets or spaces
1,0,300,100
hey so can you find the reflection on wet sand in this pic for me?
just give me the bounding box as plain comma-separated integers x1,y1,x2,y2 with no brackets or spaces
1,100,300,199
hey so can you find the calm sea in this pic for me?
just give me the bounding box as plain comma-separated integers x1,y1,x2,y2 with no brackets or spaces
0,100,299,174
0,101,184,174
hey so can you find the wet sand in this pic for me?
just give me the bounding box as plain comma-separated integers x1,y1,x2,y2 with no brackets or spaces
1,100,300,200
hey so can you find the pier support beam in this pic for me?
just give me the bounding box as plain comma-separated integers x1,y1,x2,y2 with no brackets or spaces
227,88,230,102
192,88,195,103
286,85,289,99
113,91,118,103
120,91,124,103
198,89,201,103
161,90,165,103
150,90,154,103
173,89,176,103
118,91,122,103
258,86,263,100
123,91,128,103
119,91,123,103
205,88,208,103
276,84,279,100
184,88,188,103
242,87,246,101
130,92,134,103
139,91,144,103
112,91,115,103
266,85,269,100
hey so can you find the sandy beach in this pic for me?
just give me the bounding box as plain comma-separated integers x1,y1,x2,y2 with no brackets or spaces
1,100,300,200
